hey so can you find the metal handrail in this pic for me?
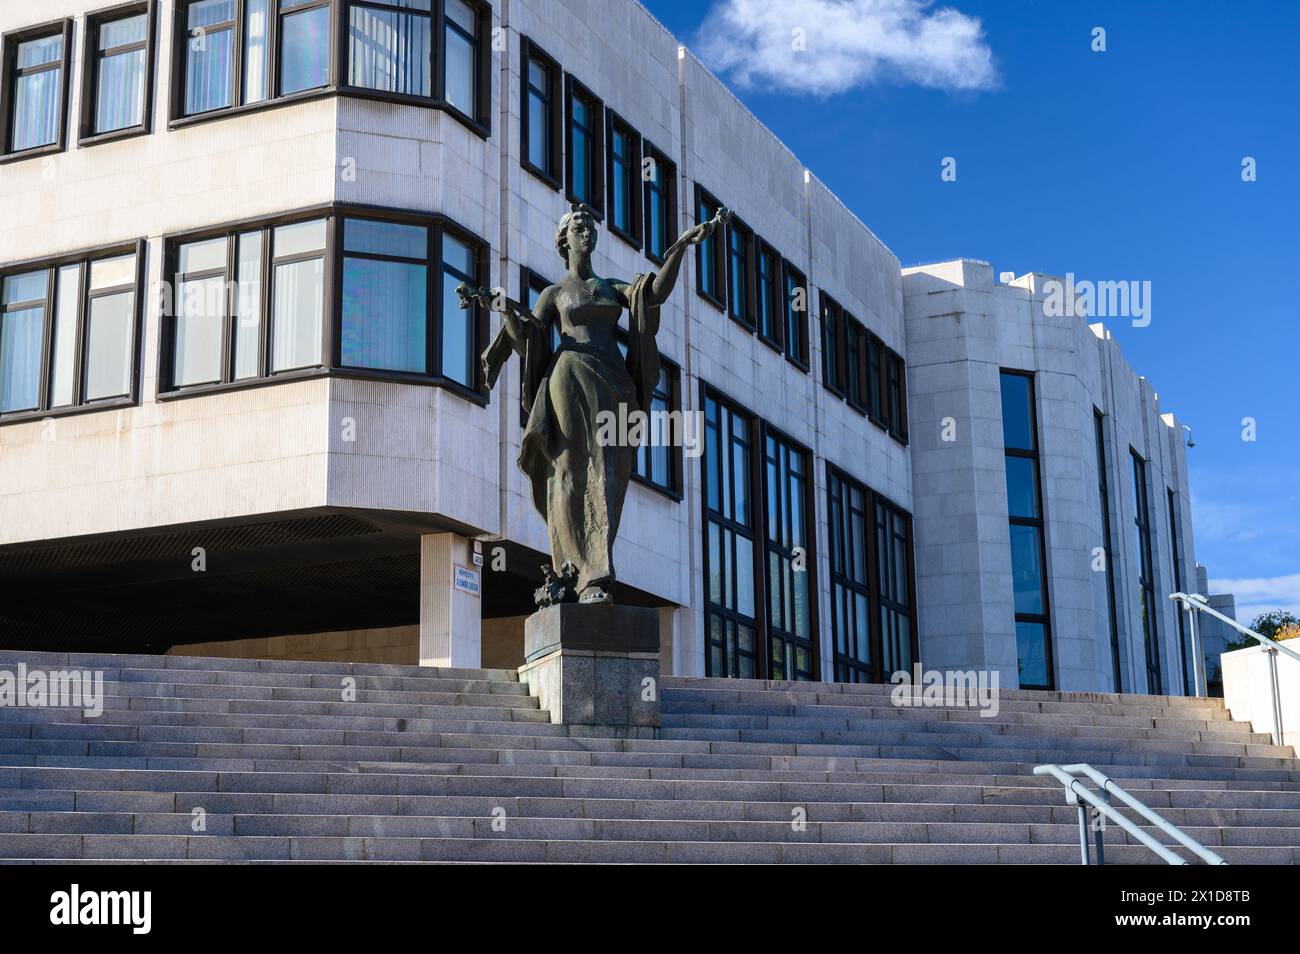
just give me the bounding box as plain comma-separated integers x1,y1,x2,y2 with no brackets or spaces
1170,591,1298,744
1033,763,1228,866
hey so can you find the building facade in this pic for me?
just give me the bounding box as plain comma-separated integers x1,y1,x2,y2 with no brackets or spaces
0,0,1211,692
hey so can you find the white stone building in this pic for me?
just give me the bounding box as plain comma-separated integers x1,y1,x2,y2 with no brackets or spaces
0,0,1216,692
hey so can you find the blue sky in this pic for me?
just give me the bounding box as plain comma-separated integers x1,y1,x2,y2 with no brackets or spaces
643,0,1300,624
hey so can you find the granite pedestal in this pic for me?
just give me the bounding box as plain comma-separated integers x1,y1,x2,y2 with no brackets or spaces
517,603,660,731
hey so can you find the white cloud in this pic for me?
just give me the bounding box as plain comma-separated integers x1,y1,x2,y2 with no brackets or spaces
695,0,998,95
1208,572,1300,627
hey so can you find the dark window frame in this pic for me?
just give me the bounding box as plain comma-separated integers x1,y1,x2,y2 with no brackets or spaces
843,311,866,414
762,427,819,681
1094,409,1123,692
781,260,809,371
519,35,561,188
604,108,643,250
885,346,908,443
826,463,918,684
1130,449,1162,694
0,239,147,425
641,140,676,266
79,1,158,147
819,290,844,397
725,215,755,331
1167,486,1190,695
158,202,489,405
754,239,782,352
693,184,725,312
630,352,682,499
563,74,604,217
0,18,75,162
1001,369,1055,690
166,0,493,137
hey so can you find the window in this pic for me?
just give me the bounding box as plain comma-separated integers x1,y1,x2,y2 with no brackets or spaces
342,218,429,373
1167,488,1190,694
703,392,759,678
517,267,558,425
886,347,908,442
865,332,884,422
633,361,680,494
726,218,754,329
642,143,676,264
1,245,142,419
565,77,603,214
606,113,643,246
1000,370,1053,689
1131,451,1162,694
694,185,725,309
278,0,331,95
764,433,814,680
162,208,485,396
1095,411,1123,692
755,242,780,348
703,386,820,680
819,292,843,395
2,20,72,158
844,314,865,412
347,0,433,97
520,38,561,185
441,0,482,121
782,261,808,368
827,466,917,683
81,3,156,143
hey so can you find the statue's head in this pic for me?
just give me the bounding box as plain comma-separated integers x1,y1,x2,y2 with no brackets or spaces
556,202,598,263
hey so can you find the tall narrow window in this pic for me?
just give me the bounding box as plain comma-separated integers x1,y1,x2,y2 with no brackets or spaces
828,470,872,682
1131,452,1162,694
4,22,71,156
1167,488,1190,694
643,144,676,264
820,293,843,395
341,218,429,373
886,348,908,442
442,0,479,119
174,236,229,387
243,0,270,103
694,186,724,309
633,362,678,493
440,231,480,388
703,393,758,678
83,5,154,140
782,261,808,368
764,433,814,680
1000,370,1053,689
521,39,561,184
606,114,641,245
726,218,753,328
565,79,603,213
347,0,433,96
183,0,236,115
1,246,142,418
755,242,780,347
1095,411,1122,691
866,332,884,423
876,497,914,678
844,315,865,411
271,219,327,372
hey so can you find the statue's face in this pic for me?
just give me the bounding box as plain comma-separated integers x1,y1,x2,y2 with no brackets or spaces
566,213,597,259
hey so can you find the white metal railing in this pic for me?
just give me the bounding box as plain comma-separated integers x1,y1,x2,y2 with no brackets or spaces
1033,763,1228,865
1170,591,1300,744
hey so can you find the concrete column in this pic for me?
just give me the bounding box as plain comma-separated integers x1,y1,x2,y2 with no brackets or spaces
419,532,482,668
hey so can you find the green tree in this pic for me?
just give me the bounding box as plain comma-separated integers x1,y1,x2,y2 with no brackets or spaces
1225,610,1300,651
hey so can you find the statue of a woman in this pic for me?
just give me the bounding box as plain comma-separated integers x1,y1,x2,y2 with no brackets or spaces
462,202,727,606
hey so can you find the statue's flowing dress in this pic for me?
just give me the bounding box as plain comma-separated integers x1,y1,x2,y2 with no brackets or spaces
495,272,661,596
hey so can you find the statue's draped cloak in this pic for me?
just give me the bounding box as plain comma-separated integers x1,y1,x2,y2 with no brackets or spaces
484,272,661,593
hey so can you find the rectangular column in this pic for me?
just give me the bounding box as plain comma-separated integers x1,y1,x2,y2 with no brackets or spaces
419,532,482,668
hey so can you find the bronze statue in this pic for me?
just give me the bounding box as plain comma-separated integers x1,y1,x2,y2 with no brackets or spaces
460,202,730,606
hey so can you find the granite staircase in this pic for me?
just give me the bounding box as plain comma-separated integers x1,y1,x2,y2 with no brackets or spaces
0,649,1297,863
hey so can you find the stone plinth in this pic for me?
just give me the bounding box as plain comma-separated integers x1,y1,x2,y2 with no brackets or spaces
517,604,660,729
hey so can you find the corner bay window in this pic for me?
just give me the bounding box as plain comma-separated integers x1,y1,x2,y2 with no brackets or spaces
163,210,485,394
3,22,72,156
1000,370,1053,689
348,0,433,97
1,247,142,417
703,389,818,680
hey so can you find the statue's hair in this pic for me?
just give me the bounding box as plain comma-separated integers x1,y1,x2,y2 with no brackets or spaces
555,202,597,261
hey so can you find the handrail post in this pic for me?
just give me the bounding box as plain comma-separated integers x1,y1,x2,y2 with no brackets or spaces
1076,803,1091,865
1186,599,1205,697
1093,791,1108,865
1266,645,1284,747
